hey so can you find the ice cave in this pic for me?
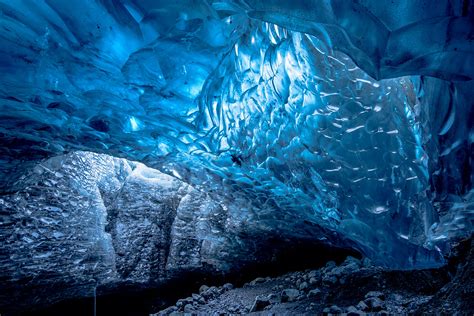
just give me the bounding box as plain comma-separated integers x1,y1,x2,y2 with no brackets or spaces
0,1,473,315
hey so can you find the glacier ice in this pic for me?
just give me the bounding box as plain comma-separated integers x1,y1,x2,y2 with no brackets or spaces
0,0,472,274
0,151,362,309
246,0,474,80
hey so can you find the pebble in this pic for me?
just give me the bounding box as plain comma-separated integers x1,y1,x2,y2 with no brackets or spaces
228,305,238,313
365,291,385,300
199,285,209,294
156,306,178,315
201,286,220,300
309,276,319,285
329,305,342,313
307,288,322,298
357,300,369,311
250,277,266,285
325,261,336,270
322,275,338,285
223,283,234,291
281,288,300,302
362,257,372,267
364,297,385,312
308,270,320,279
250,294,271,312
299,281,309,291
346,305,360,315
267,293,278,301
344,256,361,266
183,304,194,313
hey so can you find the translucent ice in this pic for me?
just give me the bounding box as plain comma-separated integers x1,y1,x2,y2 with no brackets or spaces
0,0,472,268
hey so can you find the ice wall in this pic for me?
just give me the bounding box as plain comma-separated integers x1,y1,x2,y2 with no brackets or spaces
0,151,361,310
194,21,437,264
0,0,472,268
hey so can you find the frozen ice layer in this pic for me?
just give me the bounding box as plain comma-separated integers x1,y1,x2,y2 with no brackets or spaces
0,0,472,276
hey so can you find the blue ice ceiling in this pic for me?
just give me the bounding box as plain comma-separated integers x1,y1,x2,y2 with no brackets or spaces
0,0,473,268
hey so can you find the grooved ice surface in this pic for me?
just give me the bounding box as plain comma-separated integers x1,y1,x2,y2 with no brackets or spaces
0,0,472,273
196,22,433,261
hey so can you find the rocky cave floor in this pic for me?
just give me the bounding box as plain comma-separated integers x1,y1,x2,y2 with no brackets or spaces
155,238,473,316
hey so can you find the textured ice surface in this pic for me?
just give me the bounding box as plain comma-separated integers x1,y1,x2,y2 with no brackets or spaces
0,0,472,270
193,22,433,264
0,152,359,309
246,0,474,80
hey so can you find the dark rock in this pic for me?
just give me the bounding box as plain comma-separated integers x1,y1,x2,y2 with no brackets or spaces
365,291,385,300
183,303,194,313
296,278,303,287
344,256,361,266
325,258,360,285
325,261,337,270
223,283,234,291
322,275,338,285
299,281,309,291
329,305,343,313
156,305,178,315
281,289,300,302
346,305,361,315
297,294,306,301
309,277,320,285
356,300,369,311
199,285,209,294
228,305,239,313
250,294,271,312
307,288,322,298
250,277,266,285
391,293,404,303
364,297,385,312
201,286,220,300
192,293,205,304
308,270,321,279
267,293,279,303
362,258,372,267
